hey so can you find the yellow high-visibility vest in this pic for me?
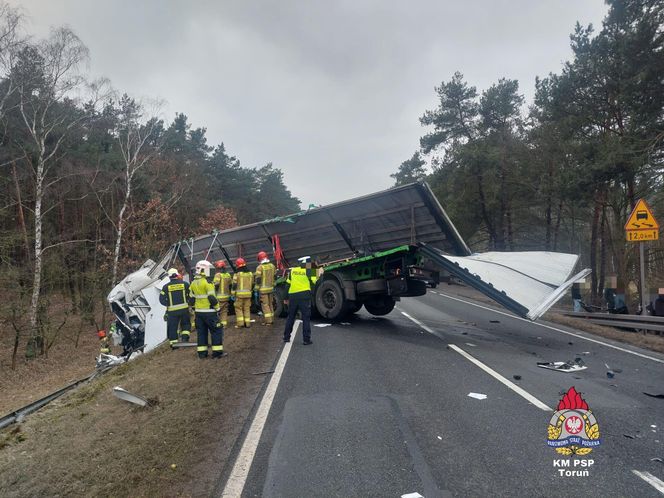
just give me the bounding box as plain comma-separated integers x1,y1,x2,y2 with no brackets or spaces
287,266,318,295
190,275,216,312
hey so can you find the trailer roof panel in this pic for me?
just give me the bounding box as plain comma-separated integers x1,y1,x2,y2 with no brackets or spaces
176,182,470,272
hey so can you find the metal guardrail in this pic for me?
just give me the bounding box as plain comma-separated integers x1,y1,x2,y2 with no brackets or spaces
0,372,95,430
561,311,664,333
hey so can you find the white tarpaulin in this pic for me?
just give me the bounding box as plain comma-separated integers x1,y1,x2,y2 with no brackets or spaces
442,251,591,320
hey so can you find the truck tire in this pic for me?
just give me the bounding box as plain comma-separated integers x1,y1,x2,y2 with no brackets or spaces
273,286,287,318
364,296,396,316
348,301,363,314
315,279,349,320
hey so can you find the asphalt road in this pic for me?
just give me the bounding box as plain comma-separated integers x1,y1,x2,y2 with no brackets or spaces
231,289,664,497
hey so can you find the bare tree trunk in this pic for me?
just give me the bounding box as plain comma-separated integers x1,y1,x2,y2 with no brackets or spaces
475,169,496,249
599,203,607,300
12,161,30,262
112,173,131,285
28,153,45,354
589,190,602,299
553,199,563,251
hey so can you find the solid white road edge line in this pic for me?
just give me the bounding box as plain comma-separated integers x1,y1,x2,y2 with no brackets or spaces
448,344,552,411
220,320,300,497
400,311,436,334
435,292,664,365
399,310,552,411
632,470,664,495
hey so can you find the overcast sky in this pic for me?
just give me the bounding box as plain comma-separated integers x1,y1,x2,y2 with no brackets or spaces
12,1,608,207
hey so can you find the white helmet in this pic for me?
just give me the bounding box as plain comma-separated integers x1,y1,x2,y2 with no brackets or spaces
297,256,311,264
167,268,179,278
194,260,213,277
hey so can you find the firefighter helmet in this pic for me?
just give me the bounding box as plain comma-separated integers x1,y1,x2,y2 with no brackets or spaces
195,260,213,277
257,251,268,262
167,268,179,278
297,256,311,264
214,260,226,269
235,257,246,268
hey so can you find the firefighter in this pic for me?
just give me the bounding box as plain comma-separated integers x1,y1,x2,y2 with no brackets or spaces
98,330,111,354
189,260,226,358
213,260,232,327
232,257,254,328
159,267,191,347
255,250,276,325
283,256,317,345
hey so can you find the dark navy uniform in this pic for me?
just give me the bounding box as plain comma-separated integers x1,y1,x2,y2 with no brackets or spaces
159,277,191,346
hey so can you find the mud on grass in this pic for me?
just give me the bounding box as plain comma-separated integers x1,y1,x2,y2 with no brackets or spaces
0,321,284,498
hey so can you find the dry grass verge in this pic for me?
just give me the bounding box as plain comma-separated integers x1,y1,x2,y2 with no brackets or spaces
0,322,283,498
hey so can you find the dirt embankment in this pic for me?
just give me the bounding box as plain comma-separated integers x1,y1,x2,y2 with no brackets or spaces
0,317,100,415
0,322,283,498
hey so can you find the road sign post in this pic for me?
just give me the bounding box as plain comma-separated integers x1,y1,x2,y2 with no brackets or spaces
625,199,659,315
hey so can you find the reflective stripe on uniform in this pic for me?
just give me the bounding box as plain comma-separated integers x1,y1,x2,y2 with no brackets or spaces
197,346,208,352
167,303,189,311
287,267,318,294
169,340,178,345
214,272,232,299
180,330,190,336
191,276,216,311
234,271,254,297
211,345,223,351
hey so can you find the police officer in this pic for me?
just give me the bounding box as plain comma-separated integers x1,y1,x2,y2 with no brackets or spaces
213,260,232,327
255,251,276,325
189,260,226,358
232,258,254,328
159,268,191,347
283,256,317,345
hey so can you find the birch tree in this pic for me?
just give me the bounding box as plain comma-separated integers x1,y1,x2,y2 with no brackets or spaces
112,95,164,284
16,27,89,352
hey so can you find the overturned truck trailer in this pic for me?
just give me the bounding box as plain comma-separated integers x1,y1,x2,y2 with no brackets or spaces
107,181,590,356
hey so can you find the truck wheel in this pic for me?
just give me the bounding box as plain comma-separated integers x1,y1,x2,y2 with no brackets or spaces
273,287,287,318
315,279,349,320
348,301,363,314
364,296,396,316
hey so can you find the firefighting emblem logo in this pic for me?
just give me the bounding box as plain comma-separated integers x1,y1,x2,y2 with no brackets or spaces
547,387,601,456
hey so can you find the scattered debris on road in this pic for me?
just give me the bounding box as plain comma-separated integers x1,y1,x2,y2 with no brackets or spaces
112,386,149,407
644,392,664,399
401,492,424,498
513,375,522,380
252,370,275,376
464,342,477,347
467,392,487,400
651,457,663,463
314,323,332,328
437,435,442,440
340,322,351,326
624,434,635,439
568,342,573,345
537,358,587,373
578,351,591,355
490,320,500,323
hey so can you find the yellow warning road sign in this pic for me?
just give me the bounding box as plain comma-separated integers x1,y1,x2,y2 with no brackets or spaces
625,199,659,242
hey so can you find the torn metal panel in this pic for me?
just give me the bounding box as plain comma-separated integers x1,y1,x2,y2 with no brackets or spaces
419,243,591,320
